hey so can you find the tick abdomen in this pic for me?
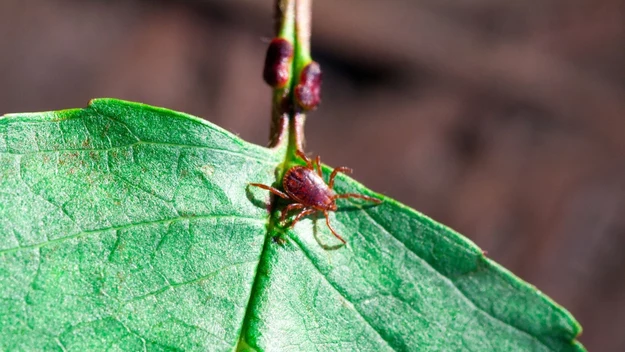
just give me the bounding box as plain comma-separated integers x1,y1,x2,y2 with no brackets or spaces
250,150,381,245
284,166,335,208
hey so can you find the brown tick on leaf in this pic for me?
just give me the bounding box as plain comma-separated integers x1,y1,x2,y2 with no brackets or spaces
250,150,382,244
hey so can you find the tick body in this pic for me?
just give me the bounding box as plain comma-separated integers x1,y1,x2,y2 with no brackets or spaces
250,151,381,244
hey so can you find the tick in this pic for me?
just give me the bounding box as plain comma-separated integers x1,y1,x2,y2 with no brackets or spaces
250,150,382,244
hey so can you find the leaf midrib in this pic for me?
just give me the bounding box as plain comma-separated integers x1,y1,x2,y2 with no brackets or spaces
234,223,275,352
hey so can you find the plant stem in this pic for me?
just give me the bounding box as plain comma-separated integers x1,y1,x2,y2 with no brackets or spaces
267,0,295,149
268,0,313,159
295,0,311,58
290,0,312,155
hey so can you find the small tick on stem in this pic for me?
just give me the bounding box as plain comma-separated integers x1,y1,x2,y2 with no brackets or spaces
250,150,382,244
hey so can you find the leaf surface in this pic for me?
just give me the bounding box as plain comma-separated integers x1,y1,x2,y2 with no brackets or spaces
0,99,584,351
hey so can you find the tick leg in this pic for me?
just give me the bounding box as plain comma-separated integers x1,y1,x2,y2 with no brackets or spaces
249,183,290,199
288,208,316,228
315,155,323,177
296,150,313,168
328,167,353,189
335,193,382,204
324,211,346,244
280,203,306,223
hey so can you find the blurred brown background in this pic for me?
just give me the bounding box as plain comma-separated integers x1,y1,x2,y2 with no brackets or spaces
1,0,624,350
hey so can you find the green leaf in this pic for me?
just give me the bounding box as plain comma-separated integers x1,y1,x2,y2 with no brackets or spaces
0,99,584,351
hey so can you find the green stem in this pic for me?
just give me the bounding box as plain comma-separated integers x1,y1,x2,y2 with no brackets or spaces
294,0,312,69
276,0,295,39
269,0,313,165
268,0,295,149
288,0,312,159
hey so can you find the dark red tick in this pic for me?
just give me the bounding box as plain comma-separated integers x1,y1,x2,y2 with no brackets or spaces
250,150,382,244
263,38,293,88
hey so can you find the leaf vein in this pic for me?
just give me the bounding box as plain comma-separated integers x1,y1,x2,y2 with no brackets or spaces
291,239,396,351
1,141,275,163
359,209,550,350
0,215,264,256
